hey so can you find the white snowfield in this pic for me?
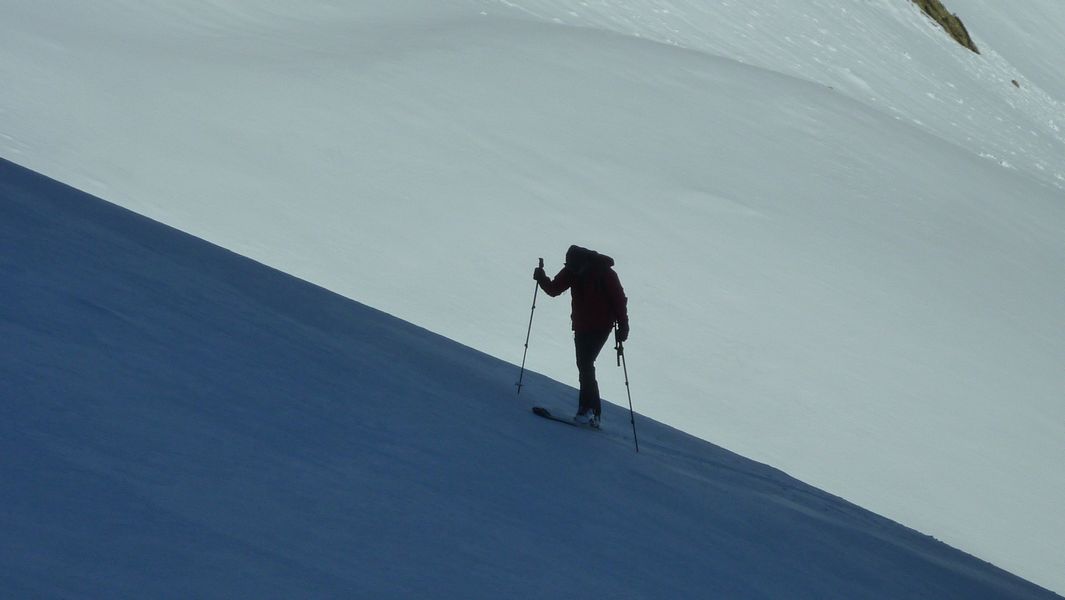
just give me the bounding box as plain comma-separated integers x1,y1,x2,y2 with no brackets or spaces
1,0,1063,594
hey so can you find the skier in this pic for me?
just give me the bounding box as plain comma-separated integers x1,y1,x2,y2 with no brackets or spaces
533,245,629,428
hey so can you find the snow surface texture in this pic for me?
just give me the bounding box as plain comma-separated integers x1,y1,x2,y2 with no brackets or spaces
2,0,1064,592
2,157,1060,599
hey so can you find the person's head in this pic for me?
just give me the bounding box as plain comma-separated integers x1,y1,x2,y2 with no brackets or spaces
565,245,592,270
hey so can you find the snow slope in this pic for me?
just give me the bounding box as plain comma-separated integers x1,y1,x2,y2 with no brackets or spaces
950,0,1065,102
1,157,1059,599
2,0,1064,592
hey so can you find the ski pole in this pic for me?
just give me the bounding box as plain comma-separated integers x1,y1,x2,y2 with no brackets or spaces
516,258,543,397
615,332,639,453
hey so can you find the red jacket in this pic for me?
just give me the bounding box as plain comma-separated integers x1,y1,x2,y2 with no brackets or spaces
537,253,628,333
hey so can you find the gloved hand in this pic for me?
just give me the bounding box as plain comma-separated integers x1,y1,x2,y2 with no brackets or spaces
616,322,629,343
533,267,546,282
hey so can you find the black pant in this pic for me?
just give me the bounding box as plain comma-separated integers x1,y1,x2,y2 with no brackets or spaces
575,329,612,417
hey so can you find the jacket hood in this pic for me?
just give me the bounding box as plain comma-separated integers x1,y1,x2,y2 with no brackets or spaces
565,245,614,272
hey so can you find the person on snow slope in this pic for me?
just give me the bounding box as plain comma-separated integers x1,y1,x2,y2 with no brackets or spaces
534,245,629,428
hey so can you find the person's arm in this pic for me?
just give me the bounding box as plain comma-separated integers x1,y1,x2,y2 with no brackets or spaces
534,266,572,297
605,270,629,341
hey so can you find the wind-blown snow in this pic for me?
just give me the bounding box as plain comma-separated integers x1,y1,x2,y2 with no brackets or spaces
2,0,1063,592
1,157,1059,598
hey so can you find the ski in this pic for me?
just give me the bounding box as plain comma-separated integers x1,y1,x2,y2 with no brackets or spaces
531,406,599,430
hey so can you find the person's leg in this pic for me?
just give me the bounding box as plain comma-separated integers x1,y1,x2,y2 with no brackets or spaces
574,329,612,417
